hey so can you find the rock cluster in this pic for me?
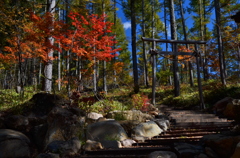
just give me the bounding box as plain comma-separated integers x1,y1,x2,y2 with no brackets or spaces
1,94,240,158
0,93,170,157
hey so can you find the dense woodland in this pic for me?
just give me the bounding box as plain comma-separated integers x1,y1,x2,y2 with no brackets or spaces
1,0,240,111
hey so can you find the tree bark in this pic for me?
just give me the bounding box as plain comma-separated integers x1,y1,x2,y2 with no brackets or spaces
131,0,139,93
178,0,194,87
142,0,149,88
43,0,55,92
164,0,172,86
102,1,107,93
214,0,226,86
169,0,180,96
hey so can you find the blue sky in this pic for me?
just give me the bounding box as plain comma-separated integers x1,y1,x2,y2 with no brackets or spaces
115,1,219,52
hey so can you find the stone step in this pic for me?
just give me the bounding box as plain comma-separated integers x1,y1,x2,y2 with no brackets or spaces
172,122,233,128
169,113,217,117
170,116,221,120
174,118,229,123
165,110,203,114
83,146,172,157
154,131,217,138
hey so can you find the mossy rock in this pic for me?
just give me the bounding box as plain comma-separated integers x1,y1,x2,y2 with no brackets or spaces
20,93,70,116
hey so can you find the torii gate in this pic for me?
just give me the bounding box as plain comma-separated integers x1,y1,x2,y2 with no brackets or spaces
142,37,207,110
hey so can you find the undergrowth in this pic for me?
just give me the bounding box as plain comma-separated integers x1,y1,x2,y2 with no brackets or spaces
1,80,240,113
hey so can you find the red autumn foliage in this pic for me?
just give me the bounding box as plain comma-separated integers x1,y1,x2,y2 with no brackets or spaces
56,12,120,61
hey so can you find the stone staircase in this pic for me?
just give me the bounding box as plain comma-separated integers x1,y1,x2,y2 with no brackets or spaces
80,105,235,158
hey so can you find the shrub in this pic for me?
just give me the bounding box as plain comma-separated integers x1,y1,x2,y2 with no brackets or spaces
131,93,151,111
90,99,127,115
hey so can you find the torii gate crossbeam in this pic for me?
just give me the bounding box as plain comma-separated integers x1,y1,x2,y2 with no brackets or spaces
142,37,207,110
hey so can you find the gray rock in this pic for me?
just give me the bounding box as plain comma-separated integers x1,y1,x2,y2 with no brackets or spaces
231,141,240,158
212,97,233,115
87,112,103,120
174,143,203,158
21,93,70,117
121,139,136,147
132,121,163,138
131,135,146,143
32,123,48,150
83,140,103,151
154,119,170,132
204,147,219,158
44,106,85,148
195,153,210,158
0,129,30,158
107,110,153,122
36,153,60,158
148,151,177,158
46,137,81,156
4,115,29,131
100,140,122,149
202,134,240,158
86,120,128,141
118,120,141,137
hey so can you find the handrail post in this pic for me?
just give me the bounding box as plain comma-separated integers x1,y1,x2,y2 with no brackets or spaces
195,43,205,109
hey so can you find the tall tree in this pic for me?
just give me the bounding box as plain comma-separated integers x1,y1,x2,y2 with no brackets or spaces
43,0,56,92
130,0,139,93
214,0,226,86
141,0,149,87
169,0,180,96
177,0,194,86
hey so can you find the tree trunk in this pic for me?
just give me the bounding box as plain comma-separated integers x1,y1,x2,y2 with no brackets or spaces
214,0,226,86
203,0,209,80
131,0,139,93
169,0,180,96
113,0,117,84
57,6,61,91
142,0,149,88
164,0,172,86
102,1,107,93
178,0,194,87
43,0,55,92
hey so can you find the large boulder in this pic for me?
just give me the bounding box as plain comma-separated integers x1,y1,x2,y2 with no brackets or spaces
202,133,240,158
107,110,153,122
154,119,170,132
118,120,141,137
132,121,163,139
174,143,204,158
148,151,177,158
224,99,240,122
31,123,48,151
46,137,81,156
36,153,60,158
86,120,128,141
0,129,31,158
4,115,29,132
44,106,85,149
212,97,233,115
232,141,240,158
21,93,70,117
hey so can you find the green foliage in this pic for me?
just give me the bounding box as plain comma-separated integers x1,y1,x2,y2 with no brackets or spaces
104,135,120,141
90,99,127,115
0,87,36,113
2,79,240,116
157,80,240,109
